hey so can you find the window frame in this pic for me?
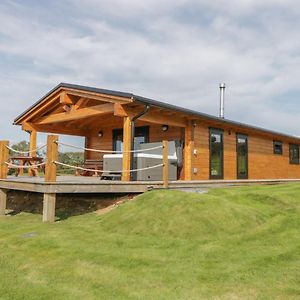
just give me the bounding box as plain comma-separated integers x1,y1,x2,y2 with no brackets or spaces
289,144,299,165
112,126,149,151
273,141,283,155
209,128,224,180
236,133,248,179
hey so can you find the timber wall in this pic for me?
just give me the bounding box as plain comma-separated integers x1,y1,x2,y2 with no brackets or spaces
86,119,300,180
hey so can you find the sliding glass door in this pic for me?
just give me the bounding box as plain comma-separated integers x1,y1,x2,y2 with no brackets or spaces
209,128,224,179
236,134,248,179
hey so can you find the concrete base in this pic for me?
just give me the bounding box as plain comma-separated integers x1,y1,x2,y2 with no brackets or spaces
0,189,7,215
43,193,56,222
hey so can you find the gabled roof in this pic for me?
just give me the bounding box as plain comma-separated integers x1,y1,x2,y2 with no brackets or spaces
14,82,300,142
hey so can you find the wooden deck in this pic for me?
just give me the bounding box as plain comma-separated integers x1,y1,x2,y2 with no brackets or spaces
1,176,300,194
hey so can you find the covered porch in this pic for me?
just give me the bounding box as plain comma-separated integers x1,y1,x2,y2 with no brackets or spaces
8,83,196,182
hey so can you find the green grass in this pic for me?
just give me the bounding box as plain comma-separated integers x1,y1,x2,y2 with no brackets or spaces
0,184,300,299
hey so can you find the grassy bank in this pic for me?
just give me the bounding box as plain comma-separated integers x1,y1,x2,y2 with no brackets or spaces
0,184,300,299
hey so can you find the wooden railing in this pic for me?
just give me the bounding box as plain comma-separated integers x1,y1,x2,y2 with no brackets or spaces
0,136,170,188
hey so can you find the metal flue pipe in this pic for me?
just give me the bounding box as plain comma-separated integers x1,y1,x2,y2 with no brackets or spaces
219,83,226,119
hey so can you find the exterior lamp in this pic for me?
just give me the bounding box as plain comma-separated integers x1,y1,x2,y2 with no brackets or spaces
98,131,104,137
161,125,169,132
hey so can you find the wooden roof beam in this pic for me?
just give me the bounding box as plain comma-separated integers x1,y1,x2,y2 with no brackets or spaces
60,91,74,105
35,103,115,125
66,89,132,104
74,98,89,110
22,122,90,137
114,104,187,127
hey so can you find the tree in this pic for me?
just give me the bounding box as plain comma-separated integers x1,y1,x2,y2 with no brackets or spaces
9,140,29,155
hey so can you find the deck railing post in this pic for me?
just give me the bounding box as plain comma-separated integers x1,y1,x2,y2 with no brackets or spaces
163,140,169,189
0,141,9,179
45,135,58,182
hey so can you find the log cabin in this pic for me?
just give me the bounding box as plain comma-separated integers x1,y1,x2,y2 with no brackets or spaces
11,82,300,181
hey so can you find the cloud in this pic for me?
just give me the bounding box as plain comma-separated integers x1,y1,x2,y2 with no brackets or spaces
0,0,300,143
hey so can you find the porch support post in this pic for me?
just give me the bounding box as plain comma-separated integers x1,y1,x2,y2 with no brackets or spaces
0,141,9,179
29,130,37,156
0,189,7,216
28,130,37,176
43,193,56,222
122,116,132,181
184,120,194,181
45,135,58,182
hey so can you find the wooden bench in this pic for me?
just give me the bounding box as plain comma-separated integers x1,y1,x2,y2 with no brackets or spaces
75,159,103,177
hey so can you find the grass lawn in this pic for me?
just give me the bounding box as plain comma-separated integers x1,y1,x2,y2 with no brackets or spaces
0,184,300,299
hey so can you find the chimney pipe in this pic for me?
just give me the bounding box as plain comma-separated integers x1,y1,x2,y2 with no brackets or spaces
219,83,225,118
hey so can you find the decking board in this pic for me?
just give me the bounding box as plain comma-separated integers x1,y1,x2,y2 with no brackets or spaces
1,176,300,194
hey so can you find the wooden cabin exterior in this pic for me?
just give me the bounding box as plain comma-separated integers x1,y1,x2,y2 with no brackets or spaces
13,83,300,181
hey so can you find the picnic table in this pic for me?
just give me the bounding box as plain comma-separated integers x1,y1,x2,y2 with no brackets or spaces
9,156,45,177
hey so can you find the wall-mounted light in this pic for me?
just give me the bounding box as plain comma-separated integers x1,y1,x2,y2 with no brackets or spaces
161,124,169,132
98,130,104,137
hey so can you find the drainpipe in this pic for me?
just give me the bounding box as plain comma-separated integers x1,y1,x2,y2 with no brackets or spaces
130,104,150,180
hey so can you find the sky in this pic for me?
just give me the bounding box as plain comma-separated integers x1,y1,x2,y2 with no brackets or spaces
1,0,300,146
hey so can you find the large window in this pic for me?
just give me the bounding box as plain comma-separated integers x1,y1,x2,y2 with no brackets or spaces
273,141,283,155
113,126,149,152
236,134,248,179
289,144,299,164
209,128,224,179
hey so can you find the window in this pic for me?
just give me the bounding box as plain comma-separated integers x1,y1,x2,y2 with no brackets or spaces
112,126,149,152
237,134,248,179
289,144,299,164
209,128,224,179
273,141,283,155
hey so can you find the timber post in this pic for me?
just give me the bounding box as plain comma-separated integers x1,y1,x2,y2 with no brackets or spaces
122,117,132,181
0,141,9,179
29,130,37,176
0,189,7,216
42,193,56,222
45,135,58,182
184,121,194,180
163,140,169,189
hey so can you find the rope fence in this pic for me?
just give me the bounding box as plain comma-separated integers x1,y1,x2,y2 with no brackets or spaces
53,160,164,174
6,144,47,155
55,141,163,153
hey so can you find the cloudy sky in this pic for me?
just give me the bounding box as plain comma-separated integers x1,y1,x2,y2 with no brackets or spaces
1,0,300,144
